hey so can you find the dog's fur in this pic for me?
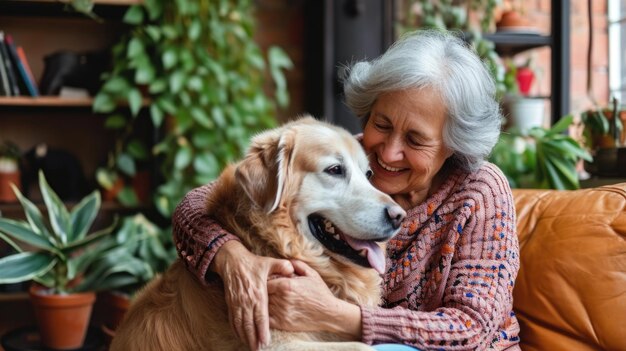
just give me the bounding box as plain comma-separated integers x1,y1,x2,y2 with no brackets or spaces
111,117,405,351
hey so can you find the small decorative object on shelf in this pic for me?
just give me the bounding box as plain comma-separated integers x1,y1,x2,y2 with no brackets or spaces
0,141,21,203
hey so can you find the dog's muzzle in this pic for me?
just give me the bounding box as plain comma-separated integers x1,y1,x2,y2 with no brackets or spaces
307,214,386,274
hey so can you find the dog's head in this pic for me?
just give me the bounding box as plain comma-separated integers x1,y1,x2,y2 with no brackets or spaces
235,116,405,274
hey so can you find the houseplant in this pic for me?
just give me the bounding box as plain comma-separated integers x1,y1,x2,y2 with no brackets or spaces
581,98,625,176
396,0,507,96
93,0,292,218
0,171,152,349
489,115,592,189
0,140,21,203
98,212,176,336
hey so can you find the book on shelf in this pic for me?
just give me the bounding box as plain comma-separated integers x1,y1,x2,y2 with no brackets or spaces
4,33,39,97
0,44,10,96
0,31,20,96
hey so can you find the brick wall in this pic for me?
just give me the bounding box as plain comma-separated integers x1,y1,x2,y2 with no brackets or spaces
255,0,610,123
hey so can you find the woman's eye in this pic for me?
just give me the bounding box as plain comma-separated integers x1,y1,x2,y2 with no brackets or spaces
325,165,344,176
375,123,391,131
365,169,373,179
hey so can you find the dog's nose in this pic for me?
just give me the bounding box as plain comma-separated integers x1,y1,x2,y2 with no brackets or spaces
386,205,406,229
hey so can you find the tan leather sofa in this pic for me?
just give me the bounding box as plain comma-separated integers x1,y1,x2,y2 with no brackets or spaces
512,184,626,351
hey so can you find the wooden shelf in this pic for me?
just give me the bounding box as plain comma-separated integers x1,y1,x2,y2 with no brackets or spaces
484,32,552,57
0,292,28,302
0,96,150,109
0,96,94,107
10,0,141,5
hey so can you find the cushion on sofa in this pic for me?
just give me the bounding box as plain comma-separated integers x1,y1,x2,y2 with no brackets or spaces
512,184,626,351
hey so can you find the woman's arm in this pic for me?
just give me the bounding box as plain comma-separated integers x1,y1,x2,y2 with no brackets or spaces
172,184,294,351
172,183,241,283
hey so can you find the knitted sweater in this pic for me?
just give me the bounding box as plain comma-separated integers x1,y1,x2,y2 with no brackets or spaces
172,162,521,351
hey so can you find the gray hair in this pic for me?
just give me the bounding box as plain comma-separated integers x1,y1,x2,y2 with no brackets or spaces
340,30,502,172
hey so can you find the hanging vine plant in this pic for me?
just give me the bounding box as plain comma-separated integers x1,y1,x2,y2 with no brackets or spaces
93,0,292,217
396,0,506,96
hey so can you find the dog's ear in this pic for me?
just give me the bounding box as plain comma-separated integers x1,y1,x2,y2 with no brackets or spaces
235,127,295,213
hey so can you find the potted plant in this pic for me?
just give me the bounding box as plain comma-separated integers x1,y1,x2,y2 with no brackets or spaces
97,212,176,339
582,98,626,176
500,56,546,134
0,171,152,350
0,141,21,203
489,115,593,189
93,0,293,218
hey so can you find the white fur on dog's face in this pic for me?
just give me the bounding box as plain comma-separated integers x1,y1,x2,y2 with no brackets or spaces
286,120,406,274
237,117,406,274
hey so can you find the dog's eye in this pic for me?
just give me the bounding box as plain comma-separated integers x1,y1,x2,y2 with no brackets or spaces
325,165,344,176
365,169,373,179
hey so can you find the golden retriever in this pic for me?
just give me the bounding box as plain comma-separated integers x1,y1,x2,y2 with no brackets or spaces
111,116,406,351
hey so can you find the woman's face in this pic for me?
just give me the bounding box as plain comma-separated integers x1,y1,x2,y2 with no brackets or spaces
362,87,453,207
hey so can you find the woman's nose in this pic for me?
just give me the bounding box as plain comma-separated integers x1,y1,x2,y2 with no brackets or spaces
381,136,404,162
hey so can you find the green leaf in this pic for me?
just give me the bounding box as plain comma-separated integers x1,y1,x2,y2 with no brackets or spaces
39,171,71,246
102,76,129,94
268,46,293,70
162,49,178,70
150,104,164,127
10,184,50,237
188,19,202,40
548,114,573,135
211,106,226,127
126,139,148,160
0,252,56,284
127,38,145,59
169,71,185,93
123,5,144,25
62,219,117,254
117,153,136,176
117,186,139,207
92,93,116,114
104,114,127,129
145,25,161,41
0,231,23,253
144,0,162,20
69,191,101,242
193,153,219,177
135,65,155,85
174,147,192,170
96,168,118,190
128,88,143,117
149,79,167,94
190,107,213,129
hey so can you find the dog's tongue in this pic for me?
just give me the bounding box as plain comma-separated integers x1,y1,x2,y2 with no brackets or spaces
343,236,385,274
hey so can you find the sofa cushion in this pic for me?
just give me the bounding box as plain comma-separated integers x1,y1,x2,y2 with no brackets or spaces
512,184,626,351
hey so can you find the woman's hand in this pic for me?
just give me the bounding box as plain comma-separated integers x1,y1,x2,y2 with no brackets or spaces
211,241,294,351
267,260,363,340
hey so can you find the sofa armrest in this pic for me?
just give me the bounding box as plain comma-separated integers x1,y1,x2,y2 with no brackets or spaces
511,184,626,351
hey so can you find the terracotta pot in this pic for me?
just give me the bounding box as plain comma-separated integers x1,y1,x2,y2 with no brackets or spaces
98,291,131,347
0,171,20,202
29,285,96,350
99,290,131,330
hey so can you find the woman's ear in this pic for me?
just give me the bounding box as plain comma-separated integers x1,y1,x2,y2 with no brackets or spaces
235,127,295,213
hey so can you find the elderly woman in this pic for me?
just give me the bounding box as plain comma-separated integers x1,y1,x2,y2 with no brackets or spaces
173,30,520,351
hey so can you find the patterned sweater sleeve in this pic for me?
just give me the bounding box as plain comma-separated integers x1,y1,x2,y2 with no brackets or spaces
361,165,520,350
172,183,241,285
